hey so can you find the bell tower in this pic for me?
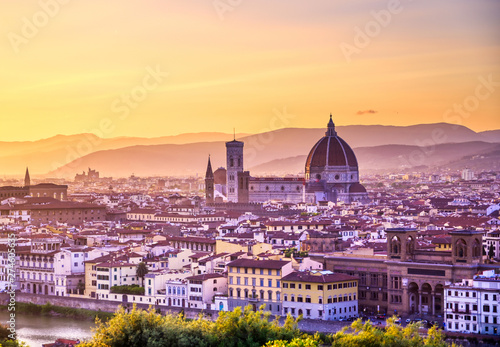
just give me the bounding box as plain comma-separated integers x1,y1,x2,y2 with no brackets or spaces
205,156,214,204
226,136,244,203
386,228,417,262
24,167,31,187
450,230,483,265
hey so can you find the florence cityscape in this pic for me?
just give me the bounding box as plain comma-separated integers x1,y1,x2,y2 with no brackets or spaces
0,1,499,346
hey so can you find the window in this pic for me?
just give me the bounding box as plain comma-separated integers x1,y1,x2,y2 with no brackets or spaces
297,296,303,303
268,279,272,287
290,284,296,289
317,285,323,290
282,283,288,288
305,284,311,290
305,296,311,303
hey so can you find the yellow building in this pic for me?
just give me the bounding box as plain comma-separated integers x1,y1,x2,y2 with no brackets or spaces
227,258,293,315
84,261,98,298
432,237,452,251
281,270,358,320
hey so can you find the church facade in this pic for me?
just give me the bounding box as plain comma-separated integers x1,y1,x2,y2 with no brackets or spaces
206,115,369,204
0,168,68,201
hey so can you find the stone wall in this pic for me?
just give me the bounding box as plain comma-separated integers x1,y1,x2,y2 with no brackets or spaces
0,293,212,319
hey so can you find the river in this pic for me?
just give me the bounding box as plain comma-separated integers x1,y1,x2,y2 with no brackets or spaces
0,310,95,347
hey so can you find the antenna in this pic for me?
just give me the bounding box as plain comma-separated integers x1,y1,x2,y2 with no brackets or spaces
233,128,235,141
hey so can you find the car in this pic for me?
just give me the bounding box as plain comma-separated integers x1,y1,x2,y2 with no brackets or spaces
406,318,411,323
394,318,401,324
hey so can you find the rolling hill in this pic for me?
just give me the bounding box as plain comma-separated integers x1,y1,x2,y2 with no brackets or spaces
1,123,498,177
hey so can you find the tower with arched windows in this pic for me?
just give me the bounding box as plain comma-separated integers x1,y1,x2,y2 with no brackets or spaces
450,230,483,265
386,228,417,262
226,138,244,202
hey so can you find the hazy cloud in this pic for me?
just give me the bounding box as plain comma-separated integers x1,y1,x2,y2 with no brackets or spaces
356,110,378,115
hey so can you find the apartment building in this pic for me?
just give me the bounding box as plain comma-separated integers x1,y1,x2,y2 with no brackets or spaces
227,258,293,315
281,270,358,320
444,270,500,335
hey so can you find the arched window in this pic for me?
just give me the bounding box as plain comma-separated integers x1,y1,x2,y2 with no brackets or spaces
455,239,467,258
472,239,481,258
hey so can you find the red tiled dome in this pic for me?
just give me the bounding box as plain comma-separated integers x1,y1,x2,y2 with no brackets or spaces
349,183,367,193
305,116,358,170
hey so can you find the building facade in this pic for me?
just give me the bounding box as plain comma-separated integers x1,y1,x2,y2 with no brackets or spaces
281,270,358,320
444,270,500,335
312,229,490,317
227,259,293,315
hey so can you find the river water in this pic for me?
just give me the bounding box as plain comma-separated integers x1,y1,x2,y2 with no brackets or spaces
0,310,95,347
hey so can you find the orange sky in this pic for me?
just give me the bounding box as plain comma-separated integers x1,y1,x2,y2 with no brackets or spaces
1,0,499,141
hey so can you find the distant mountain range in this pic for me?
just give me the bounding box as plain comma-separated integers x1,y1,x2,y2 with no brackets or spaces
0,123,498,178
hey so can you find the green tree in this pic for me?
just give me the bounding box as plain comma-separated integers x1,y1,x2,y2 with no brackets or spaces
79,304,302,347
264,336,319,347
488,245,495,259
330,317,453,347
0,324,27,347
136,262,149,287
77,281,86,295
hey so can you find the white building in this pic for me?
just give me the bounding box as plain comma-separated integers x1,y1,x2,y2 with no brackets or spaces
444,270,500,335
165,278,188,307
461,168,475,181
484,231,500,260
186,273,227,310
17,237,62,296
54,248,86,296
95,260,141,300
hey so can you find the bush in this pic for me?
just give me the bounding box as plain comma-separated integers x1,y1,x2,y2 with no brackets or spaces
80,304,302,347
110,284,145,295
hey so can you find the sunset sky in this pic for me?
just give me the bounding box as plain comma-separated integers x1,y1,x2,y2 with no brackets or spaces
1,0,499,141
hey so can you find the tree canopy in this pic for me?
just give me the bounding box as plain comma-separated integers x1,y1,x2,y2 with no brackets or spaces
78,307,453,347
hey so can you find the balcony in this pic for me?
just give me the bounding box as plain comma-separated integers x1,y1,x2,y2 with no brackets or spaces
248,295,259,302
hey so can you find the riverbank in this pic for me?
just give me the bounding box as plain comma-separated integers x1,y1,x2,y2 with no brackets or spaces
0,302,114,321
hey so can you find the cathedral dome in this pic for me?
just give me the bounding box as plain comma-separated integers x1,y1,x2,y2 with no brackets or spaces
349,182,367,193
305,115,358,172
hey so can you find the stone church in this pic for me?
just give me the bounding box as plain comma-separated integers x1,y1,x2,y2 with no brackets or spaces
205,115,369,204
